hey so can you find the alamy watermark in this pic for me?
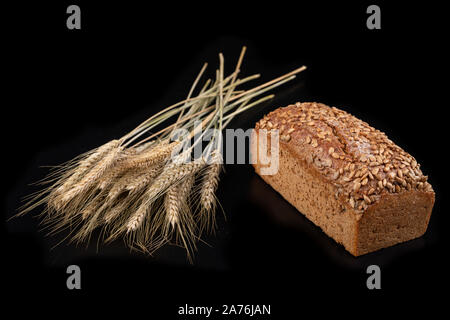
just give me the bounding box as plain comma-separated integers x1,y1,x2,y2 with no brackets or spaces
66,265,81,289
366,5,381,30
168,121,280,175
366,264,381,289
66,5,81,30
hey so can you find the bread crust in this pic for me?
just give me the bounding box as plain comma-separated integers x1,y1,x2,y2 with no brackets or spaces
252,102,435,256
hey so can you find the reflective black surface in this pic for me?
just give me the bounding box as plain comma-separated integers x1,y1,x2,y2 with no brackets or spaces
3,0,447,316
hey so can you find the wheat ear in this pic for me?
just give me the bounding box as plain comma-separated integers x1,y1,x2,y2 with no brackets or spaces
123,142,177,169
97,147,137,190
126,160,205,232
163,174,196,261
125,165,163,193
101,142,174,198
165,186,179,227
80,196,104,220
200,152,222,210
55,140,120,195
60,145,122,204
165,174,195,228
145,160,205,202
196,151,222,233
103,200,128,224
105,169,138,202
126,204,150,232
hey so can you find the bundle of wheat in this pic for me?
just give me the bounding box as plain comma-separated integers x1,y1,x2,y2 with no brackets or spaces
17,47,306,261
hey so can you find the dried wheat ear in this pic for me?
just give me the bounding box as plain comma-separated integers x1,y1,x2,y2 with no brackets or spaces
17,47,306,261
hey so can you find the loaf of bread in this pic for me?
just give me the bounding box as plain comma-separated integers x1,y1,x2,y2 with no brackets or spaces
251,102,435,256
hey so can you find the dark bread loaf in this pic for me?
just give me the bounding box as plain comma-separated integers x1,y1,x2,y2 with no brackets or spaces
251,102,435,256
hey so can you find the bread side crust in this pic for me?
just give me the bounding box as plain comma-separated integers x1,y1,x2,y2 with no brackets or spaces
251,130,359,253
355,190,435,255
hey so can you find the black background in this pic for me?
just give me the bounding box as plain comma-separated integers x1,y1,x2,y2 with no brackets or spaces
3,0,448,316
